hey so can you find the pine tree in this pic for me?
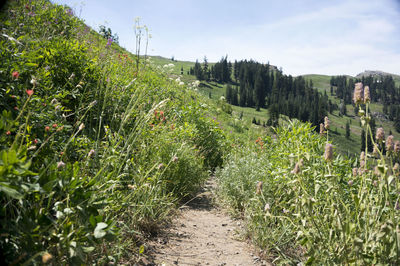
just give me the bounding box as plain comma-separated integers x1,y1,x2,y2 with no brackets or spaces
346,121,350,139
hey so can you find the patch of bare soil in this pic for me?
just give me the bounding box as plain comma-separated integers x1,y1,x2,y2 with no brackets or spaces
144,178,269,266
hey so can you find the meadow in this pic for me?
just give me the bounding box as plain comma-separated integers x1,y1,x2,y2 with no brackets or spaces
1,0,400,265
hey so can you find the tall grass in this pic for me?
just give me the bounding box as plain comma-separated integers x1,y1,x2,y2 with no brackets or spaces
217,114,400,264
0,0,226,264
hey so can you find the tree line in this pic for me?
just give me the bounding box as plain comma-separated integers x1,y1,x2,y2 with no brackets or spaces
330,75,400,132
190,57,329,128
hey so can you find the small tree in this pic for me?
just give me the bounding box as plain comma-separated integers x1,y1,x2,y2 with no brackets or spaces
345,121,350,139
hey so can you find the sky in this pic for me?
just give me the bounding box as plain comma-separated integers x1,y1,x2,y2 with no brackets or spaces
52,0,400,76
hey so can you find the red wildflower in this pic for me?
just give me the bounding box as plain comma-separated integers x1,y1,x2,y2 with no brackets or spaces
11,95,16,99
45,126,50,131
26,89,34,96
12,71,19,79
14,106,18,110
159,111,164,117
34,139,38,144
6,131,11,135
52,124,57,128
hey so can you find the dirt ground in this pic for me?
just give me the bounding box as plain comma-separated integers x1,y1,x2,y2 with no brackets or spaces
144,179,269,266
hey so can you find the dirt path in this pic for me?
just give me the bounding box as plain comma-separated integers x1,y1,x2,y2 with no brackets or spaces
145,178,268,266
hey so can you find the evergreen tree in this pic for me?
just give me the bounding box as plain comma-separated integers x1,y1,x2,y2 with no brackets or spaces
346,121,350,139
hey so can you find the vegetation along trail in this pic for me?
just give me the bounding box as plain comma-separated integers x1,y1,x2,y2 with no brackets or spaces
147,178,267,266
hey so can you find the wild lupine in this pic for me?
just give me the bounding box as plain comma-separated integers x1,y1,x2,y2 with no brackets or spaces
353,82,364,104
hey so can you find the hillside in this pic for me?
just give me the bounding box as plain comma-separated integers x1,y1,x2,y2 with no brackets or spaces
1,0,400,265
150,56,400,156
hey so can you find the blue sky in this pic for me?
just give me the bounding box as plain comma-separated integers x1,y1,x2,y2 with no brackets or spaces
52,0,400,76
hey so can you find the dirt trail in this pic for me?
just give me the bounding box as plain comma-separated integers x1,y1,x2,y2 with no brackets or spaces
146,178,268,266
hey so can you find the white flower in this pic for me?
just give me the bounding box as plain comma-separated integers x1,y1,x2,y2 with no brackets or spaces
57,161,66,168
78,123,85,131
179,82,184,86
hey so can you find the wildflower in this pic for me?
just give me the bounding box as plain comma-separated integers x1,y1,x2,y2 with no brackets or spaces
52,123,58,128
12,71,20,79
319,123,325,136
6,131,11,135
373,180,378,186
157,163,164,170
373,144,379,155
324,116,330,130
395,141,400,153
386,135,394,152
106,38,112,46
264,203,270,212
348,180,353,186
256,181,263,195
352,167,358,177
360,159,365,168
57,161,65,168
34,139,38,144
127,184,135,190
376,127,385,141
324,143,333,162
30,77,38,87
28,145,37,151
50,98,58,105
291,159,303,175
26,89,34,96
14,106,18,110
78,123,85,131
360,151,365,161
394,163,399,173
172,156,178,162
364,86,370,103
353,82,364,104
45,126,50,131
11,95,16,99
88,149,95,157
42,252,53,263
68,73,75,80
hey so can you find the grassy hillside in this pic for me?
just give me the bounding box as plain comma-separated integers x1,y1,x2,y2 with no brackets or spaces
0,1,226,264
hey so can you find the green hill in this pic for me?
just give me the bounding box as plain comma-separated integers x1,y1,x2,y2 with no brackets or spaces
1,0,400,265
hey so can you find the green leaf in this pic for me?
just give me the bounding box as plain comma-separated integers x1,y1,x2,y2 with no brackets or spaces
0,183,23,199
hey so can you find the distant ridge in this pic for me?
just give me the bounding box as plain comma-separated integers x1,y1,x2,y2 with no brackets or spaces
356,70,400,79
